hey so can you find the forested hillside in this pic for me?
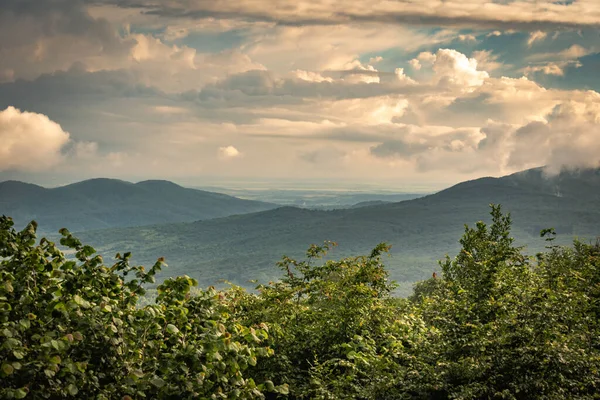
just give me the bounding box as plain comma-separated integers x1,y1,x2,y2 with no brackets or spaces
0,179,277,232
78,167,600,293
2,207,599,399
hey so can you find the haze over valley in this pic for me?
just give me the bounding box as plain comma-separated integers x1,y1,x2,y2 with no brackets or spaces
4,166,599,296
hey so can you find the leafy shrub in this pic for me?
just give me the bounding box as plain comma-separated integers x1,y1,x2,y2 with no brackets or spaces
0,216,284,399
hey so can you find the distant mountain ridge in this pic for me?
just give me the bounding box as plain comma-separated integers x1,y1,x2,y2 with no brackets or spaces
76,167,600,294
0,178,278,232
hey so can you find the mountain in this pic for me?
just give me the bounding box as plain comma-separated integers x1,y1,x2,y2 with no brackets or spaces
36,168,600,295
0,178,277,232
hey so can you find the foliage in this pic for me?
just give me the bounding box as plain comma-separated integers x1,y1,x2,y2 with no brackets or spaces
412,205,600,399
0,216,281,399
232,242,433,398
2,203,600,399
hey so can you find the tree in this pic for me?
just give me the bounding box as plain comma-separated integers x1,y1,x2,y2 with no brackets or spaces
413,205,600,399
0,216,280,399
235,242,434,399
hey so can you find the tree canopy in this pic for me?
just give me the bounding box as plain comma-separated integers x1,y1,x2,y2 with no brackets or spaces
1,205,599,399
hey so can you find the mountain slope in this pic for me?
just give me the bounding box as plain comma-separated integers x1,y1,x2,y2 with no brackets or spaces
0,178,277,232
54,168,600,292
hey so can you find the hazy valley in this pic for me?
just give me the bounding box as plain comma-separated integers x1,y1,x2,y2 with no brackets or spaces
4,167,598,295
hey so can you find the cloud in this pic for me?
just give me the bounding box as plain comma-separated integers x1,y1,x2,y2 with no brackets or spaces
0,106,70,171
0,0,133,83
522,44,592,77
94,0,600,31
431,49,489,89
369,125,484,163
527,31,548,47
509,99,600,173
371,140,430,159
367,87,600,175
458,34,478,42
472,50,504,72
0,0,265,93
408,59,422,70
218,145,241,159
369,56,384,64
299,147,346,164
243,24,453,74
71,141,100,159
523,61,582,76
528,44,594,62
2,0,599,190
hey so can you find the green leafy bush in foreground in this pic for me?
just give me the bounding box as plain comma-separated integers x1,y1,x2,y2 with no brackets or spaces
2,205,600,399
0,216,286,399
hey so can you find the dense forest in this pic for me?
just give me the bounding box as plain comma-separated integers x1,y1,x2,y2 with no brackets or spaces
1,205,600,399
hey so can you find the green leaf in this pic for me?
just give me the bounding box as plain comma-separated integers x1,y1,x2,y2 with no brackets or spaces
4,338,19,349
166,324,179,334
19,319,30,330
67,384,78,396
276,384,290,395
50,339,63,351
49,355,61,365
1,363,14,375
131,369,144,378
150,377,165,388
73,295,91,308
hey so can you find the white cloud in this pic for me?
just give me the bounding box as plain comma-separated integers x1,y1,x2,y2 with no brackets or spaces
0,107,70,171
2,0,599,189
417,52,437,65
245,25,454,74
529,44,594,62
72,141,99,159
293,70,334,83
408,59,422,70
509,99,600,173
218,145,241,159
431,49,489,89
523,60,582,76
527,31,547,47
458,34,478,42
472,50,504,72
366,81,600,175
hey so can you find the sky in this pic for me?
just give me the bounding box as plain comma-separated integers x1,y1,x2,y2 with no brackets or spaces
0,0,599,190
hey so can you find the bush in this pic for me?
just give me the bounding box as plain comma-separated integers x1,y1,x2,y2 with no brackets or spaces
0,216,284,399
